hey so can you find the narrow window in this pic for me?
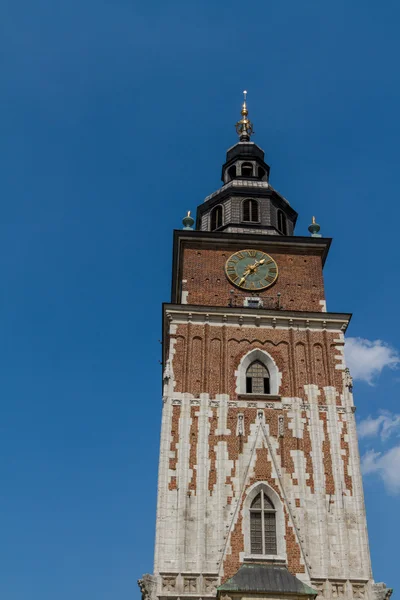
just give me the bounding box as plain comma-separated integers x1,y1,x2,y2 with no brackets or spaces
228,165,236,180
246,361,270,395
242,199,259,223
241,162,253,177
277,210,287,235
258,167,266,180
210,205,223,231
250,492,277,555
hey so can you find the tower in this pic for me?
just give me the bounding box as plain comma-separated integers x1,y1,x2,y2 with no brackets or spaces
139,95,392,600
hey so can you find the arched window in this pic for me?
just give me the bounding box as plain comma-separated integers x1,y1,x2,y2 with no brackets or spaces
242,199,259,223
210,205,223,231
228,165,236,180
250,492,277,555
258,167,266,180
246,361,270,394
241,162,253,177
277,210,287,235
236,349,281,396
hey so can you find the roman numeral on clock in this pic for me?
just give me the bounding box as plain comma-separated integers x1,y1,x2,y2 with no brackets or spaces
265,275,275,283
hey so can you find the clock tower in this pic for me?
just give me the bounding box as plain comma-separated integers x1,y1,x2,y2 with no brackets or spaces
139,95,392,600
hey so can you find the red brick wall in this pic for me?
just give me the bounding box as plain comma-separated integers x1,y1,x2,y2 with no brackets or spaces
166,240,353,579
167,327,353,578
181,247,325,311
171,324,343,401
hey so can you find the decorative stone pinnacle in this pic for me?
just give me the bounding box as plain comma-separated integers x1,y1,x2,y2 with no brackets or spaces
308,215,321,238
182,210,195,230
235,90,254,141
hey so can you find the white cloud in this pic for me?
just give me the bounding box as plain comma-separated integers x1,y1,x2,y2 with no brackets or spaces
361,446,400,494
358,411,400,440
344,337,399,385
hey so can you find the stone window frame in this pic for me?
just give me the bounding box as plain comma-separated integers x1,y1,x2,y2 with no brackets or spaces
242,481,287,563
235,348,282,395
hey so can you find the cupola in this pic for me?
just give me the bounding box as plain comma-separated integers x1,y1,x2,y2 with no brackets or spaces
196,93,298,236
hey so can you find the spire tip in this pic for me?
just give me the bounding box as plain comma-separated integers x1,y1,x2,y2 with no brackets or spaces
235,90,253,141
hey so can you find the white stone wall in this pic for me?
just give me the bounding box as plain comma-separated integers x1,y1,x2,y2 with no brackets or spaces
149,320,377,600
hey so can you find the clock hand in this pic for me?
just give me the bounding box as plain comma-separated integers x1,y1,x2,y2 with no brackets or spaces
251,258,265,270
238,269,252,286
244,258,266,276
238,259,266,286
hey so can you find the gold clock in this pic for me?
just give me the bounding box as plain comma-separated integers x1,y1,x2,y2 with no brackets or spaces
225,249,278,291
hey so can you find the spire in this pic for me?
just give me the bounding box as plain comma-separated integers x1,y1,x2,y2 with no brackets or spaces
235,90,254,142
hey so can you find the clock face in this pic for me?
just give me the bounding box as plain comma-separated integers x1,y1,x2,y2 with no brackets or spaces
225,249,278,291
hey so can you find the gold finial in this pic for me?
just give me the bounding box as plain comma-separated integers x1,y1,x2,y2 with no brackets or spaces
187,210,191,217
312,216,316,224
241,90,248,116
236,90,253,141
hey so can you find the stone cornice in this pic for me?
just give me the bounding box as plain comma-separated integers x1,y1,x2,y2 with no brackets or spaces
164,302,351,332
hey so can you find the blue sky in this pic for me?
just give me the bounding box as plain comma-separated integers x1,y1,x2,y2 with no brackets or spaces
1,1,399,598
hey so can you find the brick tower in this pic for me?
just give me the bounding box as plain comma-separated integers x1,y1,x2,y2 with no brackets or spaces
139,95,392,600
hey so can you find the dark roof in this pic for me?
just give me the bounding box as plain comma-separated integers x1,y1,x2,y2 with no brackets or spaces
218,564,317,596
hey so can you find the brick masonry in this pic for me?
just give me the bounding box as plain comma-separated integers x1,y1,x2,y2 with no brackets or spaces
172,324,343,400
181,247,326,311
147,243,382,600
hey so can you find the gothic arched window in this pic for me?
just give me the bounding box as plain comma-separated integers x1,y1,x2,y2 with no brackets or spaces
242,199,259,223
246,361,270,394
210,205,223,231
241,162,253,177
250,492,277,555
277,210,287,235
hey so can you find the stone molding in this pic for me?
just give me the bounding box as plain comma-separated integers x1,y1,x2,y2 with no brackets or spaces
310,579,372,600
169,396,354,412
158,573,220,597
164,304,350,333
204,178,270,203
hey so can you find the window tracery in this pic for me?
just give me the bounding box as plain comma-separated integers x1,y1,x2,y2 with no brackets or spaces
246,361,270,394
250,492,277,555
